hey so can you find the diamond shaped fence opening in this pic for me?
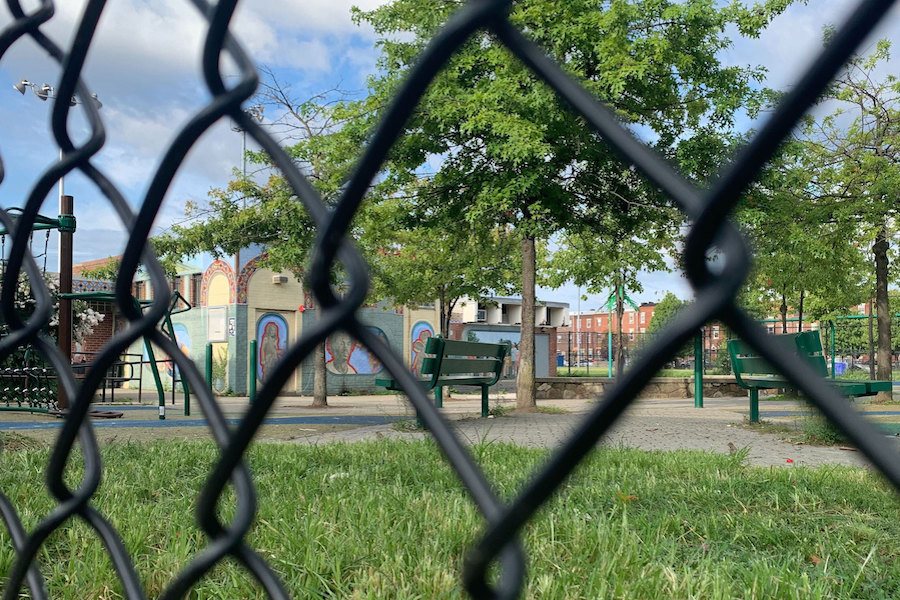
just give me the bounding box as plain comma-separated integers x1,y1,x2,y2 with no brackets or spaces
0,0,898,598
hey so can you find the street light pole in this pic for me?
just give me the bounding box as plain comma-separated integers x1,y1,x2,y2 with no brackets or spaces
13,80,100,271
231,105,264,276
232,104,264,202
14,80,100,410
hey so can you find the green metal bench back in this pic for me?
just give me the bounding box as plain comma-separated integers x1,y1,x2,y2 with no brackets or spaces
728,331,829,386
420,337,509,387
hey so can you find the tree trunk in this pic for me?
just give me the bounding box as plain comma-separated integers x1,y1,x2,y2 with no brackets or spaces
780,294,788,334
874,227,892,401
445,298,458,338
615,279,625,378
439,292,446,336
868,299,875,381
312,341,328,407
797,290,804,333
516,235,536,410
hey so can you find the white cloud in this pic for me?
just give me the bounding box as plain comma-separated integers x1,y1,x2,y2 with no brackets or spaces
242,0,387,36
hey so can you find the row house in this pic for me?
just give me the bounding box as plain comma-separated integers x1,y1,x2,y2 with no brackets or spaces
456,297,569,327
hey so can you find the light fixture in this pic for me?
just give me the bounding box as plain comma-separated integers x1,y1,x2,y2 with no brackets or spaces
12,77,103,273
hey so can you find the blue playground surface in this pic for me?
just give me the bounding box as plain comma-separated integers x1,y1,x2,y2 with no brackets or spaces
0,414,403,431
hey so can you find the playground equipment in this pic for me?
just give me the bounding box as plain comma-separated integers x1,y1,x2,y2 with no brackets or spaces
0,201,193,419
0,203,77,414
60,290,194,420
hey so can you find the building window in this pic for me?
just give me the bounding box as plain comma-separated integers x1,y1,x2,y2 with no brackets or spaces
586,318,592,328
640,328,646,334
557,335,562,342
640,312,646,324
628,313,634,324
713,328,720,339
134,280,145,300
191,274,202,307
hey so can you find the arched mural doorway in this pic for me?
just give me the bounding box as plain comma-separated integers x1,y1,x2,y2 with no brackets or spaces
257,313,289,384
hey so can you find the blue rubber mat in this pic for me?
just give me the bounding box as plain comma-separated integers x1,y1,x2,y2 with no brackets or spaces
0,415,404,431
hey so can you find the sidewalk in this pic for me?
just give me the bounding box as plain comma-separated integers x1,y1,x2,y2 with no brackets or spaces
285,395,898,469
3,391,896,468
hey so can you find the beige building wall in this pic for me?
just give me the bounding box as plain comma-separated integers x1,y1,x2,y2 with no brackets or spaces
246,268,304,392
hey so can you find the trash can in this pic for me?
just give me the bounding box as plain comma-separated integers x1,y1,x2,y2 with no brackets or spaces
834,361,846,376
557,354,565,367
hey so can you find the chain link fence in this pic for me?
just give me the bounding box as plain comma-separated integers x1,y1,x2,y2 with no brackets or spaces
1,1,898,598
558,328,730,376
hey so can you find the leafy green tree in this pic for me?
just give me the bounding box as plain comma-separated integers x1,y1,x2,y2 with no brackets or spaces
736,131,872,334
793,40,900,395
647,293,686,334
153,74,362,407
352,0,797,404
362,194,521,335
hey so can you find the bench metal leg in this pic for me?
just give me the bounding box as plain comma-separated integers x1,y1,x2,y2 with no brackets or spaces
434,386,443,409
749,388,759,423
481,385,489,418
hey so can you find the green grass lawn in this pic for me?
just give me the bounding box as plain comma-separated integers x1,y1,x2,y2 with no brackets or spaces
837,370,900,382
0,438,898,598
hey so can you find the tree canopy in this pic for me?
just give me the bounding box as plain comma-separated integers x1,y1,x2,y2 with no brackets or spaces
350,0,801,404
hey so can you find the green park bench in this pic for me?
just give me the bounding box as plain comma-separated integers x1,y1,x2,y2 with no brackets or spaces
728,330,892,422
376,337,509,418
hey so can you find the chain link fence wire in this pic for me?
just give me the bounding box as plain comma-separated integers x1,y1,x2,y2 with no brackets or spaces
1,0,898,598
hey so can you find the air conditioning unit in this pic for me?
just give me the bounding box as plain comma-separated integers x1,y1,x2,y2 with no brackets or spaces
272,275,288,285
476,309,487,322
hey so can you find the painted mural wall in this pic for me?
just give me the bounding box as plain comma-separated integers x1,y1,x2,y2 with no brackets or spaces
124,258,560,397
299,306,406,394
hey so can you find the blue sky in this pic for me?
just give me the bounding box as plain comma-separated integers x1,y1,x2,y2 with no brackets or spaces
1,0,897,312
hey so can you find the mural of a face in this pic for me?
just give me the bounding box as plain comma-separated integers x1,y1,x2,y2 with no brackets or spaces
327,332,354,374
325,327,388,375
257,314,288,382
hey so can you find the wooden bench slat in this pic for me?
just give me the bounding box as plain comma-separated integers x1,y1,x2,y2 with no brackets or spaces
732,357,780,375
422,358,500,376
863,380,893,394
435,339,507,358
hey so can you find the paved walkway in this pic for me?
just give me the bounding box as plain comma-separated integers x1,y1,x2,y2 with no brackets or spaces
3,392,897,468
288,397,899,469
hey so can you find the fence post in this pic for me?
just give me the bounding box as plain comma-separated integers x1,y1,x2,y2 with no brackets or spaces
830,320,836,379
248,339,257,404
607,330,613,377
57,194,74,411
205,343,213,393
694,331,703,408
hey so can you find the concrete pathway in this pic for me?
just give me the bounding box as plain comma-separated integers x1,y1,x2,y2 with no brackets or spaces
288,397,900,469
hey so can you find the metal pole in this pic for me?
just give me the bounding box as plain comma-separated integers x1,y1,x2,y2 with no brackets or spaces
830,320,836,379
57,194,74,410
694,330,703,408
206,343,213,392
607,315,613,378
248,339,257,404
